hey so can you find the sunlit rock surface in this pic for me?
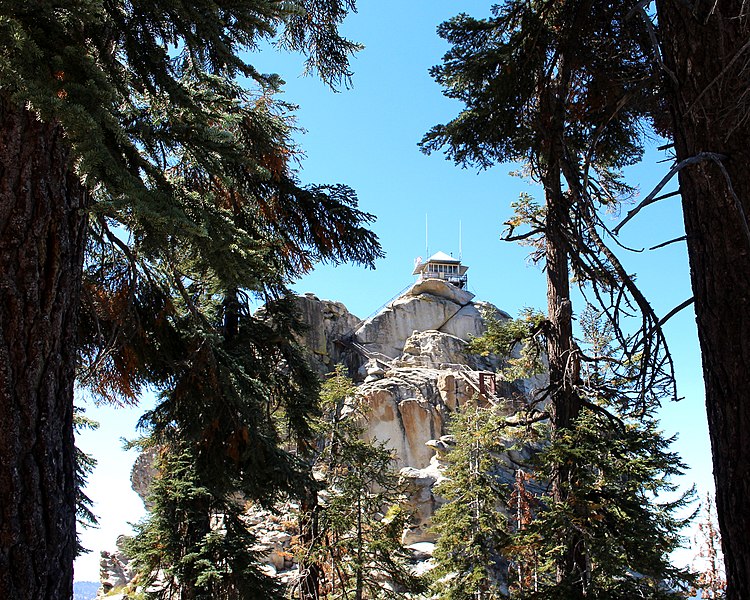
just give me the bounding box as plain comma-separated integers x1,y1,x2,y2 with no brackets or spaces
293,293,362,374
103,278,544,592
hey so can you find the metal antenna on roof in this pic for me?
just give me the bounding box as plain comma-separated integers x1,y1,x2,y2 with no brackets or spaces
459,220,463,261
425,213,429,257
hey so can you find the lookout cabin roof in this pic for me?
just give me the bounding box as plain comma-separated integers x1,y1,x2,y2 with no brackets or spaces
412,251,468,289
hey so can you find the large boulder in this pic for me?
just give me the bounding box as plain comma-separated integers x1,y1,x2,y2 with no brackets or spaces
438,302,490,340
397,328,533,403
355,296,485,359
398,330,476,369
406,279,475,305
353,280,511,360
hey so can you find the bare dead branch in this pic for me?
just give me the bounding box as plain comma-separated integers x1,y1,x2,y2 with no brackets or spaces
597,219,644,253
579,353,622,364
649,235,687,250
502,410,551,428
659,297,695,327
614,152,726,234
560,152,677,406
637,5,679,84
625,0,653,20
650,189,682,202
578,395,625,431
503,228,543,242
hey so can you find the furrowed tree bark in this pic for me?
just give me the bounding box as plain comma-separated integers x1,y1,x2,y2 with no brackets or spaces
656,3,750,598
540,61,586,595
545,181,587,595
0,96,87,599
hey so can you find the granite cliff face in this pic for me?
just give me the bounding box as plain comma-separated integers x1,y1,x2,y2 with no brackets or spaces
301,279,539,470
100,277,545,591
292,294,362,375
353,279,503,359
292,279,544,551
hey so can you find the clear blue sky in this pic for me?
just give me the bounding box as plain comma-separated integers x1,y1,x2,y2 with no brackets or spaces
75,0,712,581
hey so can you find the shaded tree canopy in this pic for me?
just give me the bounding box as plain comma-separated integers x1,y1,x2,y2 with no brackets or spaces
0,1,382,597
421,0,676,416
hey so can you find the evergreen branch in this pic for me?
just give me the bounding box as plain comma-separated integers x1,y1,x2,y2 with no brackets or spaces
577,395,625,431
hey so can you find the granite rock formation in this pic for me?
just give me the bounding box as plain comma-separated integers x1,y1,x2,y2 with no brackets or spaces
292,293,362,375
97,536,135,598
296,279,542,550
101,277,544,591
353,279,500,359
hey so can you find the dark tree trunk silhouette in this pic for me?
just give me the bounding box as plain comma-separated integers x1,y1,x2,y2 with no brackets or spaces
656,3,750,598
0,96,87,599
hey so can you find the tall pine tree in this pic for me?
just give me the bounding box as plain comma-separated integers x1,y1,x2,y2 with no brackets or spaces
0,2,381,598
421,2,680,593
294,366,421,600
430,405,511,600
444,307,695,599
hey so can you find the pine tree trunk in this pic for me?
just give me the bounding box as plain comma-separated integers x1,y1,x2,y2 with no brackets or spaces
355,493,363,600
0,96,87,599
656,3,750,599
545,182,586,595
540,70,586,593
298,488,321,600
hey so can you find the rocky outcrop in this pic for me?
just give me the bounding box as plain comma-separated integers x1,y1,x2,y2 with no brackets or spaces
102,276,542,592
98,536,135,597
293,293,362,374
398,330,473,369
244,506,299,578
291,280,540,550
354,281,485,359
399,436,453,545
130,447,157,509
359,366,481,470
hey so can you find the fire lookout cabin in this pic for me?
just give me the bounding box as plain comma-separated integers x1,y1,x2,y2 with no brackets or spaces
412,251,468,289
